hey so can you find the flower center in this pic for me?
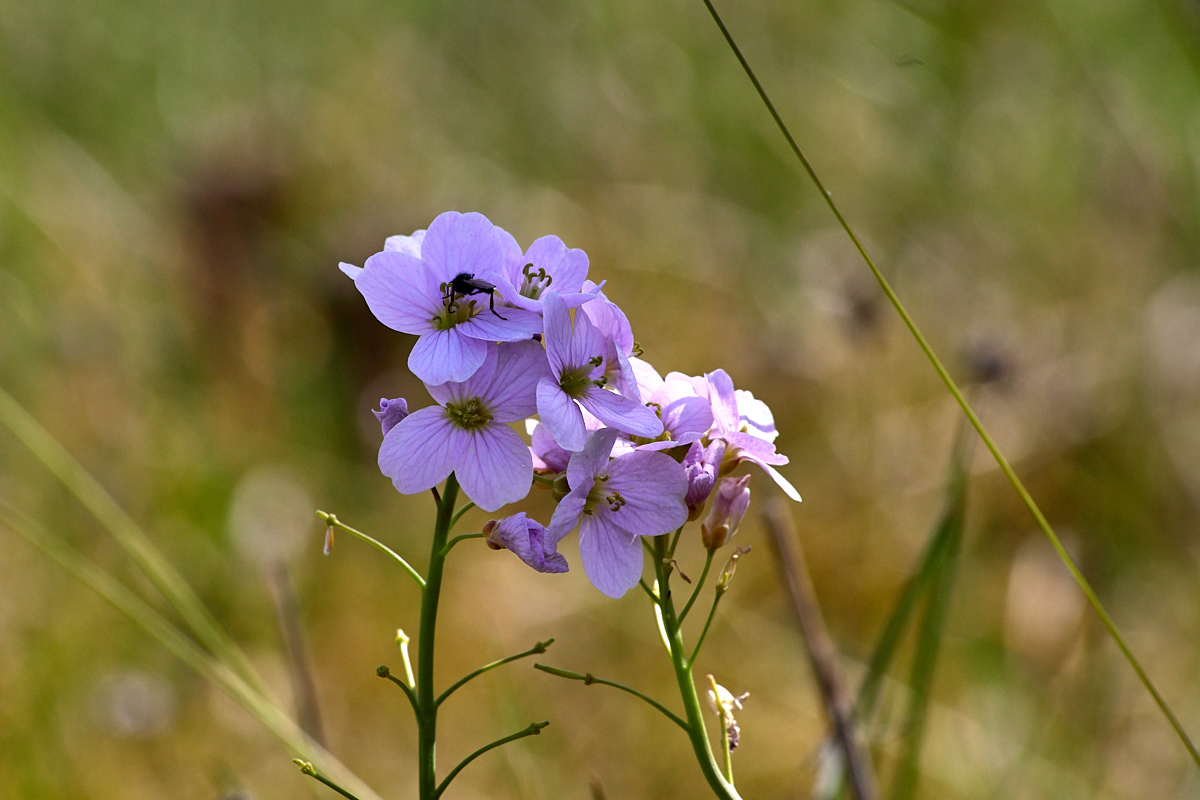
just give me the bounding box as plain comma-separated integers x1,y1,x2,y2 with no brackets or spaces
431,283,483,331
582,473,625,515
445,397,493,430
559,356,605,398
629,402,672,445
519,262,553,300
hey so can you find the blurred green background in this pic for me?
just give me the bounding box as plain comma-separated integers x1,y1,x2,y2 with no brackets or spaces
3,0,1200,797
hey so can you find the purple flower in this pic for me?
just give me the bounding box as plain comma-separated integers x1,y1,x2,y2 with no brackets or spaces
704,369,801,502
536,291,663,451
493,230,598,313
701,475,751,550
347,211,544,385
548,428,688,598
484,513,568,574
622,357,713,452
373,397,410,436
378,340,550,512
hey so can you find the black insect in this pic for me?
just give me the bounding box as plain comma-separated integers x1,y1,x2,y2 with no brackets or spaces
442,272,506,320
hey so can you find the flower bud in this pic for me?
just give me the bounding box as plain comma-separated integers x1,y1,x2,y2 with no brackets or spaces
373,397,410,436
684,440,725,519
701,474,751,550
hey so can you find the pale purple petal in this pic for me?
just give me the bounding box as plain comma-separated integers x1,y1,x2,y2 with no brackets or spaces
630,357,665,398
761,462,802,502
661,395,712,442
457,305,544,341
547,485,590,542
579,388,663,439
466,340,548,422
384,229,426,256
524,236,589,294
725,431,789,466
684,439,725,507
530,422,571,473
419,211,505,284
355,251,441,334
567,311,608,376
566,427,620,490
409,329,488,385
605,450,688,536
339,262,363,280
379,406,460,495
578,513,644,598
541,291,573,376
706,370,740,434
455,425,533,512
537,377,588,451
736,389,779,442
580,281,634,355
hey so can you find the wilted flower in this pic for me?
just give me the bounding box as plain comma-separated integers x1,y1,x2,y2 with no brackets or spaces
706,677,749,751
372,397,410,436
484,513,568,574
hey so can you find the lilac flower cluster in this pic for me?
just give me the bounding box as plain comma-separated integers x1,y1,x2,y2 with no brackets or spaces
343,211,800,598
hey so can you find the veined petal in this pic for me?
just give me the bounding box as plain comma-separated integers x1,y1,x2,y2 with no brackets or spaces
547,486,589,542
578,514,644,598
410,329,488,385
458,305,544,341
338,262,363,280
356,252,441,334
662,395,713,441
469,340,548,422
379,406,460,495
420,211,505,284
455,424,533,512
524,235,589,294
580,388,663,439
541,291,572,377
725,431,788,466
761,462,802,502
425,342,499,406
384,229,426,257
606,450,688,536
706,369,740,434
537,377,588,452
566,427,619,489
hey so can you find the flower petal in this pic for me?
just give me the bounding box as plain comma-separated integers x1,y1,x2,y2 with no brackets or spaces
524,235,589,295
466,339,548,422
537,377,588,451
420,211,505,284
454,424,533,512
409,329,488,385
457,305,544,341
606,450,688,536
566,427,620,490
579,387,663,439
379,406,460,495
578,513,644,598
355,251,441,334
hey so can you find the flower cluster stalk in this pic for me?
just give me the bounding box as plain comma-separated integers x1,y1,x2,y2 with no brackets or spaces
651,537,742,800
416,475,459,800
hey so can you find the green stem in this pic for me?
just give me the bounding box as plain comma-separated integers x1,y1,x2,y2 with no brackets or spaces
437,639,554,706
295,760,363,800
440,532,484,557
416,474,459,800
652,538,742,800
377,666,420,719
317,511,425,588
679,549,715,624
448,502,476,530
534,663,689,731
688,586,725,669
698,0,1200,770
434,721,549,799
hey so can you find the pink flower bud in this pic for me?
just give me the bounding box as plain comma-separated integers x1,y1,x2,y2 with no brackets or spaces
701,475,751,550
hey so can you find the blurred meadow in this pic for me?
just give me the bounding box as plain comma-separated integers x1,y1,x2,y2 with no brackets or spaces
3,0,1200,797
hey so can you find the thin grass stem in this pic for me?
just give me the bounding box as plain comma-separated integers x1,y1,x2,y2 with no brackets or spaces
698,0,1200,768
